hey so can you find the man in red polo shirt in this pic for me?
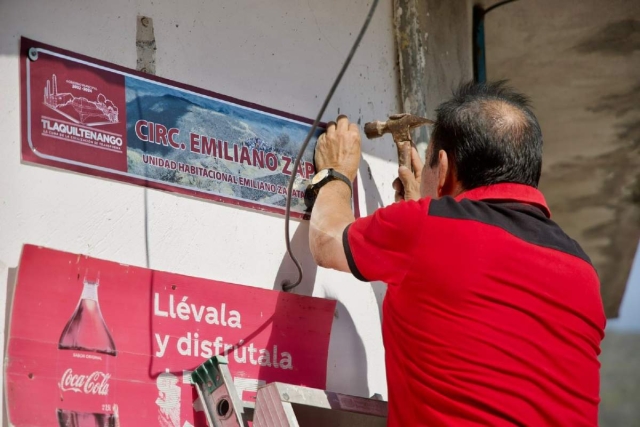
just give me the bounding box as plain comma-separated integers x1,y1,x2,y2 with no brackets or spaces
307,81,606,426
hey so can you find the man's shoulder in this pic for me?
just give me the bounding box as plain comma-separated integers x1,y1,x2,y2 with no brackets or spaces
427,196,595,266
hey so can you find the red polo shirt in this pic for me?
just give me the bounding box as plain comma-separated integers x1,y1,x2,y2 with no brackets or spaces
343,183,605,426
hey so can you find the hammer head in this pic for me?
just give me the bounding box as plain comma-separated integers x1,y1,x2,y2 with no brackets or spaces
364,113,434,171
364,113,434,141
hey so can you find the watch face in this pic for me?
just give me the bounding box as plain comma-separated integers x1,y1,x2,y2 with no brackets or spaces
311,169,330,185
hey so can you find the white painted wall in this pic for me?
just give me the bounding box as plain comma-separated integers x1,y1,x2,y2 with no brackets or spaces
0,0,403,416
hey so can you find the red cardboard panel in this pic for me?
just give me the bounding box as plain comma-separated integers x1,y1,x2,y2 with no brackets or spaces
5,245,336,426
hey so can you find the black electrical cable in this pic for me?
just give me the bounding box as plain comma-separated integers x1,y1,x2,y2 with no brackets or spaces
281,0,380,292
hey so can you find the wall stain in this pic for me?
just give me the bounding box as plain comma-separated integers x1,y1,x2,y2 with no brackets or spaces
542,82,640,318
574,19,640,55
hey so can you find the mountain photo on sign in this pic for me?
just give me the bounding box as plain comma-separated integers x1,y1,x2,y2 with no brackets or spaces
124,76,321,212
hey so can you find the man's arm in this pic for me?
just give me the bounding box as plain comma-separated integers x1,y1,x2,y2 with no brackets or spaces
309,181,353,272
309,115,361,272
309,115,424,278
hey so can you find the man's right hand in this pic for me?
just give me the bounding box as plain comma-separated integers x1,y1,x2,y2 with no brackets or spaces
314,115,361,182
393,147,423,202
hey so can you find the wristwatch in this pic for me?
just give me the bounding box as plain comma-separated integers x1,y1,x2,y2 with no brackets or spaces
304,168,352,209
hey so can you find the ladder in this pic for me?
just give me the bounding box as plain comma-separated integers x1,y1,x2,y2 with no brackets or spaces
192,356,388,427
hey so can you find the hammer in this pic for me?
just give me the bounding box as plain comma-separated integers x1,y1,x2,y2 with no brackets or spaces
364,113,434,170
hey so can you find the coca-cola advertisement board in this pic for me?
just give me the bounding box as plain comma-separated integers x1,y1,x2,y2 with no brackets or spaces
5,245,336,426
20,37,361,219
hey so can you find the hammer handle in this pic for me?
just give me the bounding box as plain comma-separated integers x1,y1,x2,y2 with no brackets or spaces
397,140,412,172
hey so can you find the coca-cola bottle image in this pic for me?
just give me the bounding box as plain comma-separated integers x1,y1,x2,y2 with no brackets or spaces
56,271,119,427
59,273,116,355
57,408,117,427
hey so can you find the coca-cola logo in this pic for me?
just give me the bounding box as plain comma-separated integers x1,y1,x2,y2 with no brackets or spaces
58,368,110,395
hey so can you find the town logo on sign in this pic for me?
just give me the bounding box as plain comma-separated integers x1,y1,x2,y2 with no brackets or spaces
44,74,119,126
40,74,124,153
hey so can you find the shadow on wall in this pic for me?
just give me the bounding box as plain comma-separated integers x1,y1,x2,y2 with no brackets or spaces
271,215,372,397
326,301,370,398
358,157,390,323
359,158,386,216
272,172,389,324
272,221,317,296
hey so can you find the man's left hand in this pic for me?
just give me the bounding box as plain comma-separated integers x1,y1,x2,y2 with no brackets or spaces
393,147,423,202
315,115,361,182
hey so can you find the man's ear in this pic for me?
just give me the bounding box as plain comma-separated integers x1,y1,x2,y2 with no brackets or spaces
436,150,449,197
437,150,462,197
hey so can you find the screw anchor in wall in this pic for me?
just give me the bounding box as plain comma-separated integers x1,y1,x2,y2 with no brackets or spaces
28,48,38,61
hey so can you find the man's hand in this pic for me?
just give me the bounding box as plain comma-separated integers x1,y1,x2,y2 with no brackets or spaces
315,115,361,182
393,147,423,202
